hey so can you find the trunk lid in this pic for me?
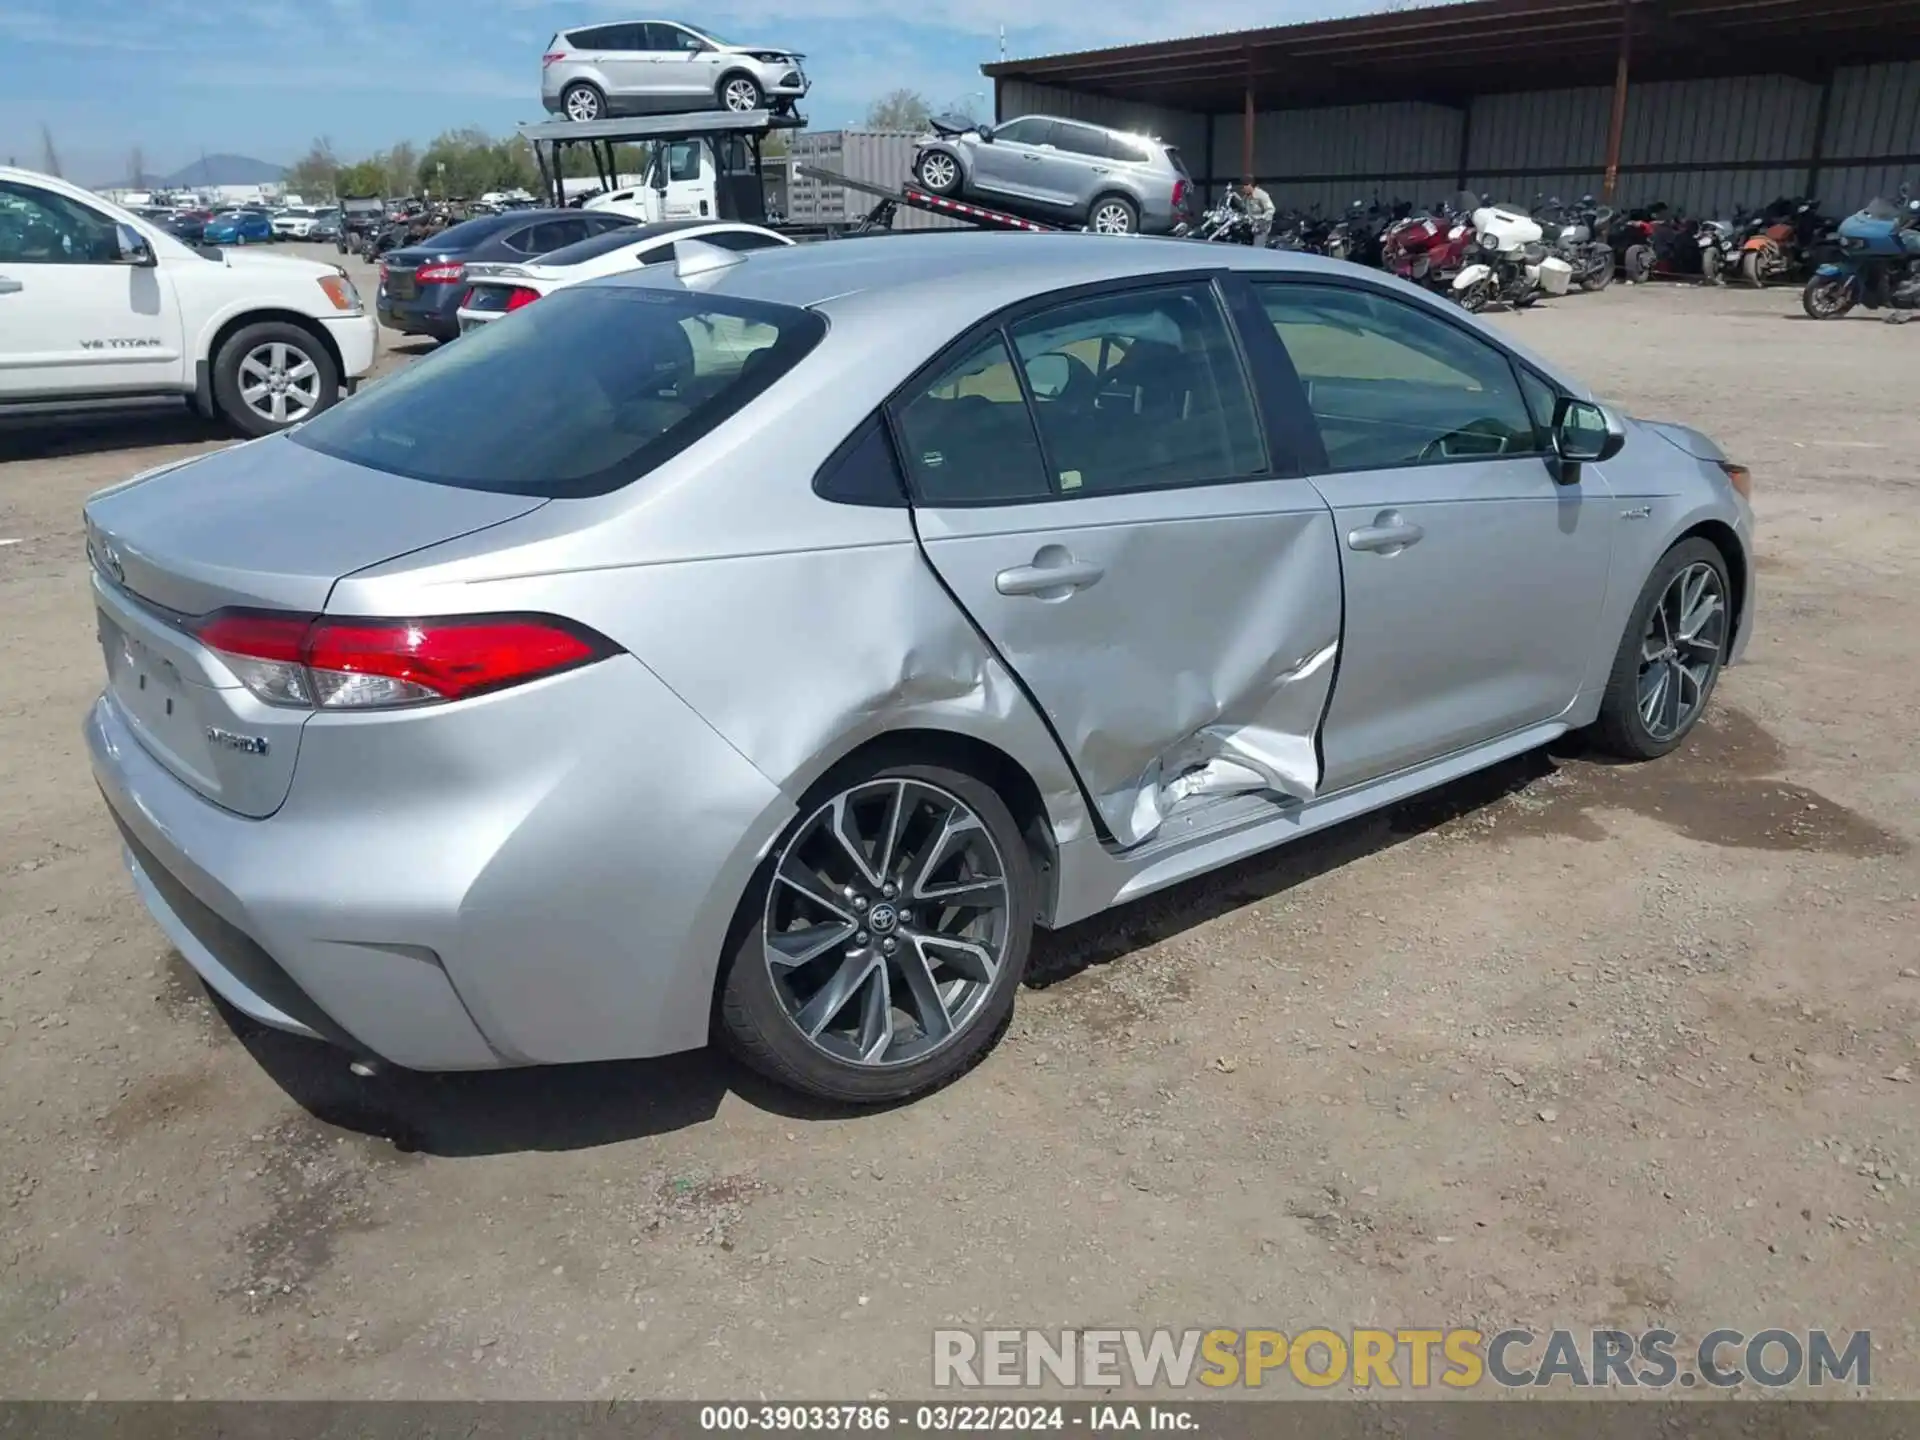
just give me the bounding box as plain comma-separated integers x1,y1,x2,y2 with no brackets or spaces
83,437,546,817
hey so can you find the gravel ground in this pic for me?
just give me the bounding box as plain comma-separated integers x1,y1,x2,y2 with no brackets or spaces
1,250,1915,1399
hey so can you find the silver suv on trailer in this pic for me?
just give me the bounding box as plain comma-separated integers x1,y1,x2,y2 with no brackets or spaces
913,115,1194,235
542,19,808,121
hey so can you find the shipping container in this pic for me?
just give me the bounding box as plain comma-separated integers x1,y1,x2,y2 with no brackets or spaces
784,129,966,230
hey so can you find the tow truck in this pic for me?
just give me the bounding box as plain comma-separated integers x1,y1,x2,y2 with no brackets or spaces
520,111,1065,239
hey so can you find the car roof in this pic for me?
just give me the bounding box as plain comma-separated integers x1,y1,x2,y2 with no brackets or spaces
591,230,1583,392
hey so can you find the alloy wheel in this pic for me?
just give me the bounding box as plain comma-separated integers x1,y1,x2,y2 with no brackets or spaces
1091,201,1134,234
237,342,322,427
1637,562,1725,742
763,779,1010,1069
918,153,957,192
565,87,601,122
724,78,760,111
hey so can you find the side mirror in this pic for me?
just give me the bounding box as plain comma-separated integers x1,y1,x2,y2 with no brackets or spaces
115,224,156,267
1553,397,1626,465
1023,353,1072,400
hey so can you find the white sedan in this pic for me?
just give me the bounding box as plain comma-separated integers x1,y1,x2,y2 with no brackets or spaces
455,220,794,333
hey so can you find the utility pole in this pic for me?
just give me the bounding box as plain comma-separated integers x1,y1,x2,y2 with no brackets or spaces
38,123,61,177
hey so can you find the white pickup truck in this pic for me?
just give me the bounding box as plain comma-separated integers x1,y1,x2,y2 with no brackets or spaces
0,167,378,436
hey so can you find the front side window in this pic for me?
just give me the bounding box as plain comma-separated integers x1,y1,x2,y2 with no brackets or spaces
651,23,707,51
0,182,121,264
989,118,1052,147
666,142,702,183
892,333,1050,505
291,287,825,498
1008,283,1266,495
1255,282,1538,471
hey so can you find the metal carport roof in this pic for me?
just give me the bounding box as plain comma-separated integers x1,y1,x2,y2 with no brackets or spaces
982,0,1920,111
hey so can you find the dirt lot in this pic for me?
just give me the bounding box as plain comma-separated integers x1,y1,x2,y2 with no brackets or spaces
1,252,1915,1400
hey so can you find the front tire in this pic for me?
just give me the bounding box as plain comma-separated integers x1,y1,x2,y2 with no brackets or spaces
1454,277,1493,313
1625,244,1655,283
1740,248,1766,287
1802,274,1856,320
211,321,339,438
1088,194,1139,235
1590,538,1732,761
915,149,961,196
719,73,764,113
717,761,1036,1104
1582,247,1614,290
562,82,605,123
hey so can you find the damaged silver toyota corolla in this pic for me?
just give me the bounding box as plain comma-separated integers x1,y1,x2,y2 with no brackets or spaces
83,232,1755,1103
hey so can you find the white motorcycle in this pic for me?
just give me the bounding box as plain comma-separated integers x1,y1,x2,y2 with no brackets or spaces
1450,196,1574,313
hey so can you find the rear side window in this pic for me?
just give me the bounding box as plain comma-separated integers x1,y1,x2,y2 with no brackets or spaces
1008,283,1266,495
1049,124,1107,158
893,334,1051,505
290,288,826,498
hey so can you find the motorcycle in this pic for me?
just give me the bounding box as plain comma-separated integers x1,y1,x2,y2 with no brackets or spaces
1380,193,1478,292
1622,203,1728,283
1735,197,1831,287
1450,197,1574,311
1536,195,1616,290
1801,186,1920,320
1192,190,1257,244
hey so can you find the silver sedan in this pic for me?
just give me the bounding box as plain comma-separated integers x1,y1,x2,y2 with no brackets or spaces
83,233,1754,1104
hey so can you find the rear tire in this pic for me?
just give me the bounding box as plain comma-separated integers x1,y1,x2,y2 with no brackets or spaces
210,321,340,439
717,759,1036,1105
1582,247,1614,290
1625,244,1655,283
1590,538,1731,761
561,82,605,123
1740,249,1766,287
1088,194,1139,235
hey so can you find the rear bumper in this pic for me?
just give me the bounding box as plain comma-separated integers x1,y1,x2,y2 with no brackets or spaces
86,654,791,1071
376,289,461,340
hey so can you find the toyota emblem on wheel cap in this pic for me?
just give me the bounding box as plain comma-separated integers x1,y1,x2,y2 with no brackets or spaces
866,903,898,936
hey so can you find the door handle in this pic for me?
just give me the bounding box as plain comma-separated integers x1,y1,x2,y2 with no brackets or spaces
995,552,1105,597
1347,513,1425,554
0,276,21,295
1022,154,1042,163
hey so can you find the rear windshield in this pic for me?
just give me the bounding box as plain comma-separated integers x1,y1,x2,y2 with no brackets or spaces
415,212,523,249
290,286,826,498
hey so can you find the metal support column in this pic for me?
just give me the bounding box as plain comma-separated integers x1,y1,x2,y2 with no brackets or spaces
1455,101,1475,193
1805,69,1836,198
1242,68,1256,183
1203,116,1216,201
1602,0,1633,201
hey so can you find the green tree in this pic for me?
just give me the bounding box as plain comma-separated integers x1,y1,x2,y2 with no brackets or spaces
864,88,931,131
384,141,419,200
335,158,387,197
285,137,339,199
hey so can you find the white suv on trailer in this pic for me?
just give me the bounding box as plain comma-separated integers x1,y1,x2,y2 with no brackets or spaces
0,167,377,436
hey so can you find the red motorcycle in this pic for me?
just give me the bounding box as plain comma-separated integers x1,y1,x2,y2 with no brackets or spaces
1379,194,1478,291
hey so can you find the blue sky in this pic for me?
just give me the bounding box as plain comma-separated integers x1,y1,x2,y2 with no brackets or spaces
0,0,1369,184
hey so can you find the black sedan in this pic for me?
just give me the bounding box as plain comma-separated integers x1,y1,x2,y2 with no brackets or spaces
375,208,635,342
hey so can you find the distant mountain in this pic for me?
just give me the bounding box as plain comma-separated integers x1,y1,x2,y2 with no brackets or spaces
134,154,286,189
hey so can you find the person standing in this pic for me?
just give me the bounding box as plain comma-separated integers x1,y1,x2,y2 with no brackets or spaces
1239,179,1275,247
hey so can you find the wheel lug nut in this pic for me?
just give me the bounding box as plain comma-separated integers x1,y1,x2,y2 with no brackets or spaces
882,883,897,899
854,931,869,946
881,938,896,954
852,895,869,911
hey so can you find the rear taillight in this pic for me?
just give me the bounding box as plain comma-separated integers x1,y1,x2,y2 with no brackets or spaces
543,50,568,66
378,262,389,283
1173,178,1189,210
504,286,541,311
416,262,465,285
1718,461,1753,500
192,611,620,710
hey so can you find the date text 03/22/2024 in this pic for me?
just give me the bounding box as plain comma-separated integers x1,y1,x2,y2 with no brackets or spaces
697,1404,1195,1433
